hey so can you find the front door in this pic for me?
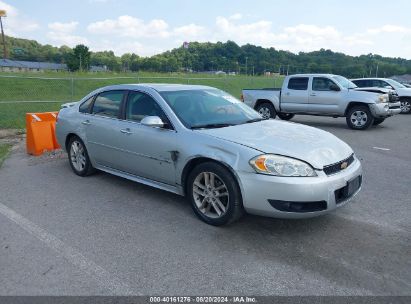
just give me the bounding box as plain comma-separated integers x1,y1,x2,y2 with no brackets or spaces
115,90,177,185
308,77,343,114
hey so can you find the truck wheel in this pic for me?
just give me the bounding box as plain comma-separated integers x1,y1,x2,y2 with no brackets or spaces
278,113,295,121
187,162,244,226
400,99,411,114
256,103,276,119
346,105,374,130
373,118,385,125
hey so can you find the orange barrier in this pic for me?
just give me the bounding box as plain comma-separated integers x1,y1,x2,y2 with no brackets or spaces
26,112,60,156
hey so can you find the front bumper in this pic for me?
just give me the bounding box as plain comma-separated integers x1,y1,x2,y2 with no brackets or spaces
238,157,362,219
369,102,401,118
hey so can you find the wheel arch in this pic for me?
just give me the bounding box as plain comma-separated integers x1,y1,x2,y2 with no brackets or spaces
344,102,371,116
181,156,244,199
65,133,79,151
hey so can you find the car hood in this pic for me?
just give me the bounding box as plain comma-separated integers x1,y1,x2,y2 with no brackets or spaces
197,120,353,169
396,87,411,96
346,89,380,101
353,87,391,94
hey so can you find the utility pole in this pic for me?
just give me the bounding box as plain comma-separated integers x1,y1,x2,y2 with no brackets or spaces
375,64,379,77
0,10,7,59
79,52,82,72
286,64,289,76
245,56,248,76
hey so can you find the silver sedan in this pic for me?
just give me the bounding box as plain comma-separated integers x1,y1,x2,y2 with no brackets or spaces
56,84,362,225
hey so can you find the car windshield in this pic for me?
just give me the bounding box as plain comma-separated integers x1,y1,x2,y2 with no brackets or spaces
332,75,357,89
160,89,262,129
385,79,406,89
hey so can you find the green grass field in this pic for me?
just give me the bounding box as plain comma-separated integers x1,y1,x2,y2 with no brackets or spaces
0,71,284,129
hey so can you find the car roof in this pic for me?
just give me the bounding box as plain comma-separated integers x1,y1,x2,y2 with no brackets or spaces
351,78,390,81
288,73,336,78
94,83,216,92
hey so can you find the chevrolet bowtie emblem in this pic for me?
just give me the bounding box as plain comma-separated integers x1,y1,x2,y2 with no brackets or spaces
341,161,348,170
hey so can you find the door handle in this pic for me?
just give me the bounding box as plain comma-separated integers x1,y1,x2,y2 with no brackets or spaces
120,128,132,135
82,120,91,125
310,93,316,96
286,92,290,96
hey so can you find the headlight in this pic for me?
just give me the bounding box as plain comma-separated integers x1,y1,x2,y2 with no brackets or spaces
378,95,388,103
249,154,317,177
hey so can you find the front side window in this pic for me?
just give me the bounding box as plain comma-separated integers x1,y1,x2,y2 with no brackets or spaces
91,91,124,118
160,89,261,129
288,77,309,90
312,77,338,91
126,91,168,123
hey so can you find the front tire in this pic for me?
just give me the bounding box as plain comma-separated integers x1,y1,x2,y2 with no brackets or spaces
277,113,295,121
373,118,385,125
400,99,411,114
346,105,374,130
256,102,276,119
187,162,244,226
68,136,95,176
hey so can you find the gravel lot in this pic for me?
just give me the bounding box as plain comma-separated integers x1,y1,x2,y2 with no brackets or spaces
0,115,410,296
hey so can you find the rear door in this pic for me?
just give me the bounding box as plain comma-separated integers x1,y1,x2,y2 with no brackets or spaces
280,77,309,113
84,90,126,168
308,77,343,114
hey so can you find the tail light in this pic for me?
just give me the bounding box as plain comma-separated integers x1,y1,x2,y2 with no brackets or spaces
240,94,244,102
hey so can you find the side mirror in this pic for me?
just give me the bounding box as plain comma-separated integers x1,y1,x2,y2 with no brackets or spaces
385,85,393,90
329,84,341,91
141,116,164,128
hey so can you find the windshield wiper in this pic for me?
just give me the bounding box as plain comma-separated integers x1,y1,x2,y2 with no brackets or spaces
191,123,236,129
244,118,265,124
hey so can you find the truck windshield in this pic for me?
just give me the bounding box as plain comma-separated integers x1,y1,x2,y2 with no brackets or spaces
385,79,406,89
160,89,262,129
332,75,357,89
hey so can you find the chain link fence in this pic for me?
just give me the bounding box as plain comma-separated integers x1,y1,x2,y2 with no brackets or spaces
0,74,283,129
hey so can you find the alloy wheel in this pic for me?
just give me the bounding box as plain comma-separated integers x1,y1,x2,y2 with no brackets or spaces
192,172,229,218
400,101,411,113
258,107,271,119
70,140,86,172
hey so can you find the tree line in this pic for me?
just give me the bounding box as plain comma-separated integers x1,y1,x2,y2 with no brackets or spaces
2,35,411,77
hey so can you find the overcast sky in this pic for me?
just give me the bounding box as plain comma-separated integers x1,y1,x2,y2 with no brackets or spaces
1,0,411,58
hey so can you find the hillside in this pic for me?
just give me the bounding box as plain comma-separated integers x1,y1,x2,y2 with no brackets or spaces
1,35,411,77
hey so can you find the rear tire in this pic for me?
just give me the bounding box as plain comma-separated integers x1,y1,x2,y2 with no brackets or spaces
187,162,244,226
277,113,295,121
400,99,411,114
67,136,95,177
256,102,276,119
373,118,385,125
346,105,374,130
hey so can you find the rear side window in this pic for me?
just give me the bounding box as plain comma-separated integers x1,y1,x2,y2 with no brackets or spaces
288,77,309,90
92,91,124,118
352,80,368,87
79,96,94,113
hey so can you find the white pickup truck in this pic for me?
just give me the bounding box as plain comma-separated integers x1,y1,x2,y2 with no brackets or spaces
242,74,401,130
351,77,411,114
